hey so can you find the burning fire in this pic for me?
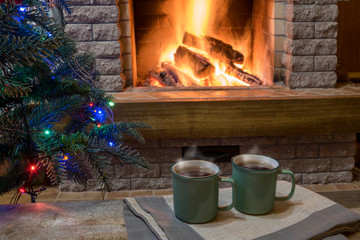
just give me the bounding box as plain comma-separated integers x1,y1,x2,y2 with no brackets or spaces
149,77,165,87
146,0,262,88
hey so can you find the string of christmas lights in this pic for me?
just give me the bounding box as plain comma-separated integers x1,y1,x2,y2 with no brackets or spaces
15,101,117,203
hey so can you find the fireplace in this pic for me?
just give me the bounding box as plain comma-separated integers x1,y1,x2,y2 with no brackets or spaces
133,0,273,87
61,0,360,191
65,0,338,90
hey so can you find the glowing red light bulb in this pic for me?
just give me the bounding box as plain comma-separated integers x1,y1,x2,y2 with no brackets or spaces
89,103,94,107
30,165,35,171
97,124,101,128
19,188,25,193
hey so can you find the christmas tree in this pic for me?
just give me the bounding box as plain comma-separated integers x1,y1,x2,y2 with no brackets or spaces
0,0,149,203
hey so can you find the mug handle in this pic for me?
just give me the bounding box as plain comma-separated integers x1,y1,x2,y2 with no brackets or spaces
275,169,296,201
218,177,236,211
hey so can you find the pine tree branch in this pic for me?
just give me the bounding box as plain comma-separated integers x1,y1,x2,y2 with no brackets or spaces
0,35,61,70
89,137,150,169
85,150,112,192
109,144,150,169
27,96,83,129
0,2,17,22
58,154,92,185
38,154,62,185
0,3,77,74
0,74,31,98
59,132,88,154
90,121,151,144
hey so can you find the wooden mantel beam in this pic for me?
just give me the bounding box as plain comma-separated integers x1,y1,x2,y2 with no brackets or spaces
113,92,360,139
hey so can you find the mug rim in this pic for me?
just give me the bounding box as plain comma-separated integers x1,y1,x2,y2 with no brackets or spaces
171,160,219,179
231,154,279,172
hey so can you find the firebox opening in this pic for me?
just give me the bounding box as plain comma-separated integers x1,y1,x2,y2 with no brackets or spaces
133,0,275,88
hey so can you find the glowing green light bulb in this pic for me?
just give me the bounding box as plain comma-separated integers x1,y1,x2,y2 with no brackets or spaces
108,101,115,107
44,130,50,135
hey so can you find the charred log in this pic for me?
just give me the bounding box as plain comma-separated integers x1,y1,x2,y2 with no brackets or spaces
225,62,262,86
143,69,178,87
161,62,198,86
174,45,215,79
182,31,244,65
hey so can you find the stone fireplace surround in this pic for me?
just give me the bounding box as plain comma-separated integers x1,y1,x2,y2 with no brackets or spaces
65,0,339,89
60,0,360,191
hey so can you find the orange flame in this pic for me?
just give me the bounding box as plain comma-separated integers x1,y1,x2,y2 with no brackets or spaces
150,0,260,87
149,77,165,87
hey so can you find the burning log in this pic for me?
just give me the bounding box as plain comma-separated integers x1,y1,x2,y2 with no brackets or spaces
174,45,215,79
225,62,263,86
143,69,178,87
182,31,244,65
161,62,198,86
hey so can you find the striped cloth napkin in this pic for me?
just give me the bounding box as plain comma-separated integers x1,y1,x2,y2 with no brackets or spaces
123,181,360,240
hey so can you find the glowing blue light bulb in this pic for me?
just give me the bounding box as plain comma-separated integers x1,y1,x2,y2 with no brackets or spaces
98,110,102,114
20,7,26,12
108,141,114,147
48,33,52,37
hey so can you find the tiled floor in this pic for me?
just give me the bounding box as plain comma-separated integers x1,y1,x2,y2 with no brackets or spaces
111,82,360,102
0,182,359,207
0,187,173,204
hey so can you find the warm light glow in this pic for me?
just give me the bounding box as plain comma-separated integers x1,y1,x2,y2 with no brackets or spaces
160,0,216,63
89,103,94,107
160,48,176,63
63,156,68,160
149,0,259,88
234,63,243,69
19,188,25,193
218,72,250,86
186,46,209,57
30,165,36,172
149,77,165,87
188,0,210,36
97,124,101,128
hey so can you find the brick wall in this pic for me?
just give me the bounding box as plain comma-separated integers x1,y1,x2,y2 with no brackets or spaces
60,133,356,191
64,0,128,91
282,0,338,88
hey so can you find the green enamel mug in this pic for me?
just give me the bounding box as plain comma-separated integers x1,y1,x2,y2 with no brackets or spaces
232,154,296,215
171,160,236,223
